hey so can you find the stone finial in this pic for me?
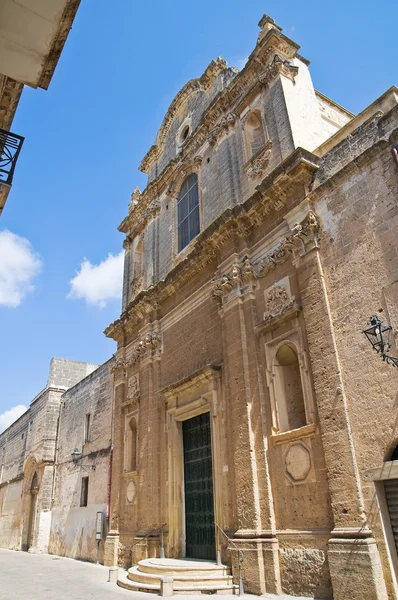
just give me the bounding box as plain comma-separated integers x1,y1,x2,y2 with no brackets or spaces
257,14,282,43
128,187,141,213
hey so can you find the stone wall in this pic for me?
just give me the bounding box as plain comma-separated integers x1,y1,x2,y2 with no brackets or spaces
49,358,113,563
0,358,100,554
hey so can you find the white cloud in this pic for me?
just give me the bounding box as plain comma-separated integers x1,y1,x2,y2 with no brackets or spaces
68,251,124,308
0,404,28,433
0,230,42,308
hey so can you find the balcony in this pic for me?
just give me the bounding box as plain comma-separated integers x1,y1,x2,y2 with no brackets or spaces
0,128,24,214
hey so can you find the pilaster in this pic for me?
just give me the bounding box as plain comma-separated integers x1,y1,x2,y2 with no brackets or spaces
214,257,281,594
289,202,388,600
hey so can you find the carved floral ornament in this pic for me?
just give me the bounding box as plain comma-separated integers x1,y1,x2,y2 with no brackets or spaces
212,210,319,304
246,140,273,179
110,332,162,374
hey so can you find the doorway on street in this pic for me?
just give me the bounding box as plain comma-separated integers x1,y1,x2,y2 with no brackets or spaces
182,412,215,560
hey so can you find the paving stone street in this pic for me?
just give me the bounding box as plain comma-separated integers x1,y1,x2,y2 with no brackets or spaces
0,549,319,600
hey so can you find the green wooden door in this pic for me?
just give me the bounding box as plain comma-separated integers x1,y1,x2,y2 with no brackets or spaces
183,412,215,560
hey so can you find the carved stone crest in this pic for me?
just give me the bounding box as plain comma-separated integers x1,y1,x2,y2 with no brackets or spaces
264,285,295,322
127,374,140,402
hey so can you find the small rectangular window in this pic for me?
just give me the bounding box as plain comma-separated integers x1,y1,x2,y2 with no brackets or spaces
80,476,89,507
84,413,91,444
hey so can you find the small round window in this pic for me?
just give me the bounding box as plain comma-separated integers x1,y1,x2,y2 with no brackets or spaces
180,125,190,144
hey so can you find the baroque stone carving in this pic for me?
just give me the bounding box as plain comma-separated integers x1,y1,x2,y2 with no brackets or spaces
258,54,298,89
128,187,141,213
256,210,319,277
246,140,273,179
263,285,295,322
129,332,162,365
139,58,227,173
208,113,237,145
213,256,257,303
127,374,140,402
110,333,162,375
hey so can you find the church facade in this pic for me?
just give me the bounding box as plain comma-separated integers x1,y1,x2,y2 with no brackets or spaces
103,14,398,600
0,13,398,600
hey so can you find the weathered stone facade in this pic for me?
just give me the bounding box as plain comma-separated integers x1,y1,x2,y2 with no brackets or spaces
0,357,109,557
49,358,114,563
104,14,398,600
0,12,398,600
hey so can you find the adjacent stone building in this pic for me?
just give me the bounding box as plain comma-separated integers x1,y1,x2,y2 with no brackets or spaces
103,14,398,600
49,358,114,563
0,356,116,565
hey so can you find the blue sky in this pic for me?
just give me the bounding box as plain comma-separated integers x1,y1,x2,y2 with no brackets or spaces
0,0,397,430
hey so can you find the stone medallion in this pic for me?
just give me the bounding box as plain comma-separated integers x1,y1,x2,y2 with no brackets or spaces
126,480,136,504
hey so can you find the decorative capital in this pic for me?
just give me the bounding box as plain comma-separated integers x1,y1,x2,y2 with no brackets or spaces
212,256,257,305
280,210,319,260
255,209,319,276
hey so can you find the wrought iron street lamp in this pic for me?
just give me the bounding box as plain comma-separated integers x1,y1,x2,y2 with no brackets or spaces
71,448,95,470
363,315,398,367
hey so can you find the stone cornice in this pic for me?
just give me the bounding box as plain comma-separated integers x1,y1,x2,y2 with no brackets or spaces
38,0,81,90
105,148,319,342
120,25,303,237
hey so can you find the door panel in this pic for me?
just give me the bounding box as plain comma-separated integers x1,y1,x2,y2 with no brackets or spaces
183,412,215,560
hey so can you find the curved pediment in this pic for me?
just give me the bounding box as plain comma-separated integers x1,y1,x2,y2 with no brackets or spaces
139,57,227,174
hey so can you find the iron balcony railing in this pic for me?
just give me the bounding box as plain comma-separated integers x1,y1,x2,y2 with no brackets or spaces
0,128,24,185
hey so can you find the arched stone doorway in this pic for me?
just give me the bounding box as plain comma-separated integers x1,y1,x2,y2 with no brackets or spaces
27,472,39,551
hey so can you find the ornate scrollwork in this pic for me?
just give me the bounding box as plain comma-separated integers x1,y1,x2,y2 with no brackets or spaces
208,112,237,145
110,332,162,375
256,209,319,276
128,187,142,213
263,285,295,322
213,256,257,304
246,141,273,179
258,54,298,89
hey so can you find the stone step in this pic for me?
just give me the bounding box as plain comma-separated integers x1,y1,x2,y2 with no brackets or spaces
118,570,238,595
136,557,231,577
128,565,234,587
